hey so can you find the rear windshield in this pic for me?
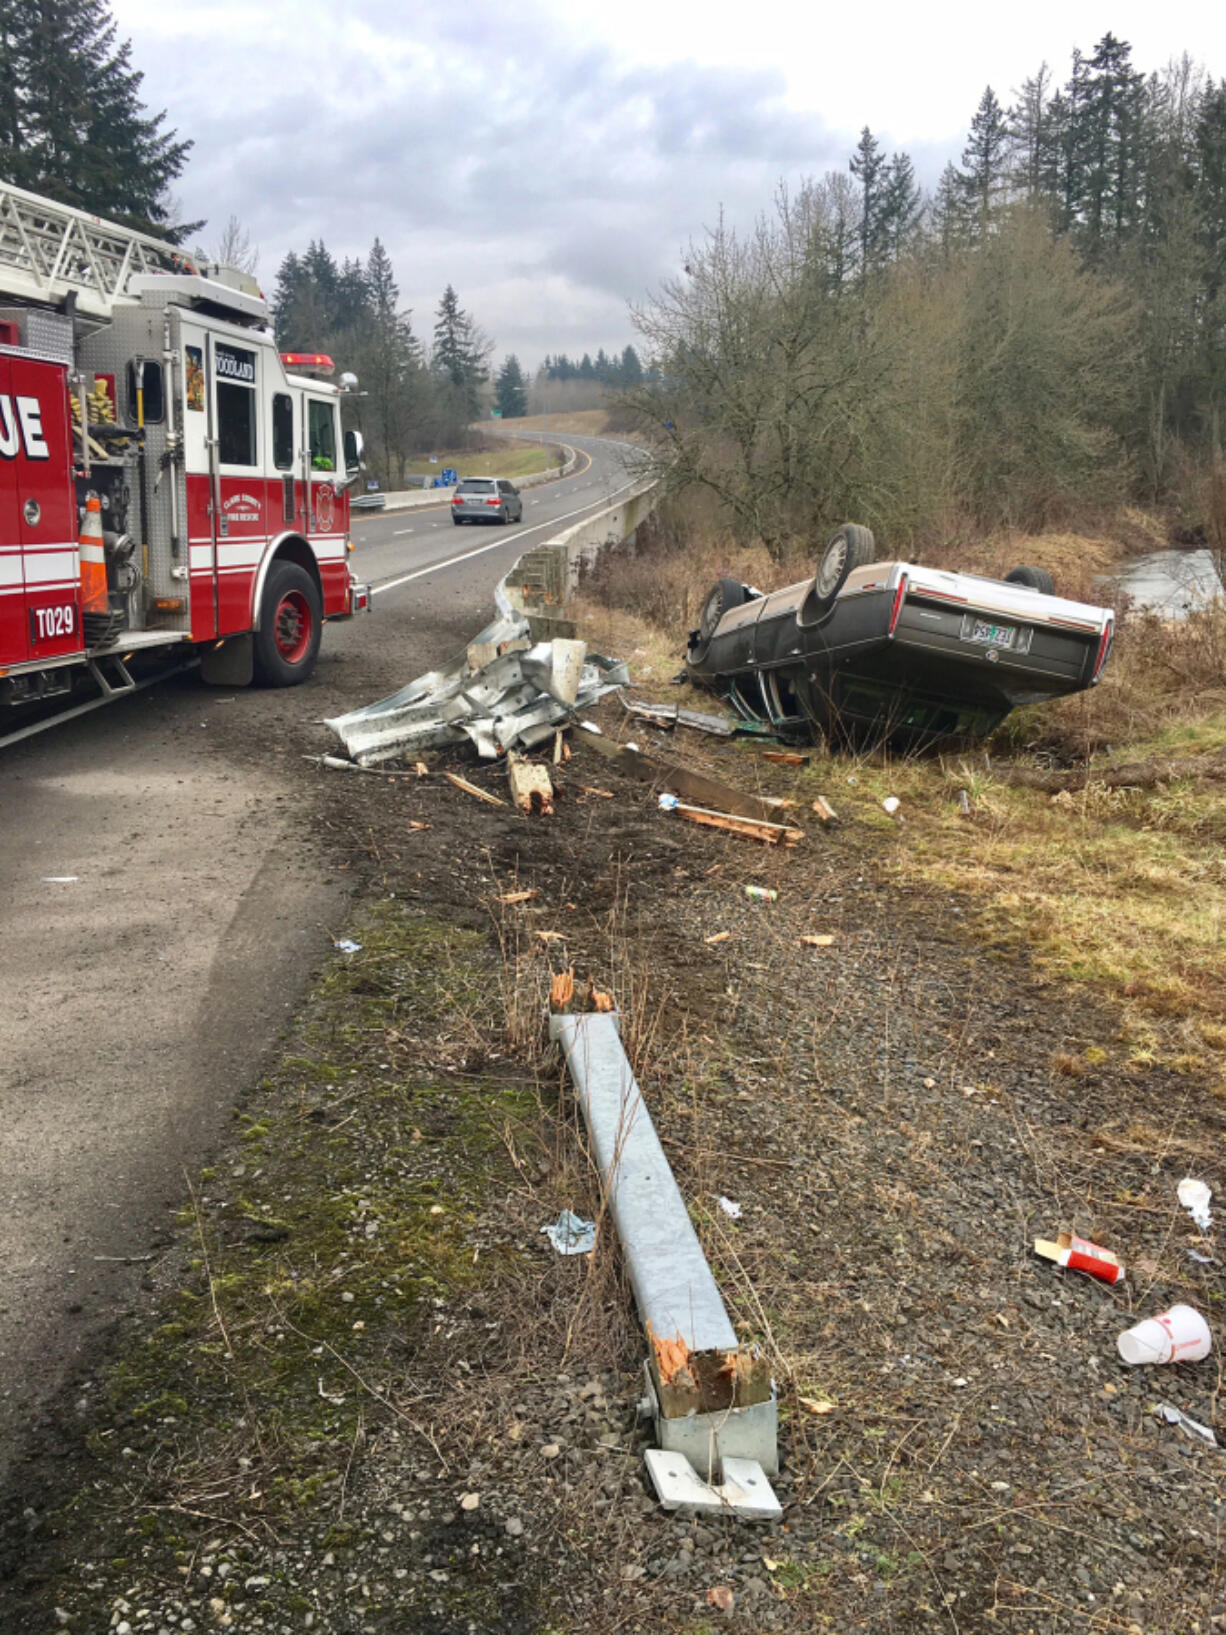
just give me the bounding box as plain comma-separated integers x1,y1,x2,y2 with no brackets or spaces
457,479,496,493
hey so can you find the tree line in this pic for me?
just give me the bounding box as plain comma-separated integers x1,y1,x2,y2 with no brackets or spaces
272,242,497,484
630,34,1226,557
540,347,645,386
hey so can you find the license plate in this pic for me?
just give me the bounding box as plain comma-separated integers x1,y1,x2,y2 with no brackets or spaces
962,616,1027,651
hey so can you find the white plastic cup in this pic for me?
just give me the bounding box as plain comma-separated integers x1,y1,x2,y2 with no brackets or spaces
1117,1303,1212,1366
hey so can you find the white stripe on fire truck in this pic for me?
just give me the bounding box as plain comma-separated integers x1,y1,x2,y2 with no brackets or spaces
25,551,81,581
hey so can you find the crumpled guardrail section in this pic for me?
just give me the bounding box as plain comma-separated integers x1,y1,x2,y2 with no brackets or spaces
325,477,659,765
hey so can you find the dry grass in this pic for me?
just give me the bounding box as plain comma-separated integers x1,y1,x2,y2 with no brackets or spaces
499,409,616,436
579,504,1226,1096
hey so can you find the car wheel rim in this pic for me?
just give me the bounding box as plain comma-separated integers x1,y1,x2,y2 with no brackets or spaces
274,590,312,664
817,539,846,598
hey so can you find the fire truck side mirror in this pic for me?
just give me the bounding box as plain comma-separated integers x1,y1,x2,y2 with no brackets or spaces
344,428,365,475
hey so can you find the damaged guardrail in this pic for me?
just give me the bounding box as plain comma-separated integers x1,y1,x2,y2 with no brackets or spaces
550,1007,781,1520
325,476,659,766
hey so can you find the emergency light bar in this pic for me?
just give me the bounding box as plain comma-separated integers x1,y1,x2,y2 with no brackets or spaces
279,352,335,376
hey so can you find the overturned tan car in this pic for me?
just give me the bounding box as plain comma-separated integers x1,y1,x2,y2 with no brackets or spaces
686,525,1115,745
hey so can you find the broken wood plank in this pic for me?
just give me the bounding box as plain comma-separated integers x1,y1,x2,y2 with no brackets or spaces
443,771,506,807
497,889,537,905
762,750,809,766
577,724,784,823
669,801,804,845
811,796,838,824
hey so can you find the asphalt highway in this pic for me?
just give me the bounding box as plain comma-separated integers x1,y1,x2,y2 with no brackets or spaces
0,431,635,1483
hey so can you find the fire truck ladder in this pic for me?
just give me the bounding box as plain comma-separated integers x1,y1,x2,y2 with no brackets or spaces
0,180,192,322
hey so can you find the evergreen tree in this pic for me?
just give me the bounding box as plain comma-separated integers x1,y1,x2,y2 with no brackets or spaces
849,126,888,273
495,354,528,418
879,153,923,257
620,344,644,384
1080,34,1146,253
930,163,969,254
0,0,194,238
432,284,488,418
960,87,1010,229
1009,65,1055,200
578,352,595,379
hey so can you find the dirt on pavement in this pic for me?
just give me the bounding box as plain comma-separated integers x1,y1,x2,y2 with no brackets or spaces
1,683,1223,1634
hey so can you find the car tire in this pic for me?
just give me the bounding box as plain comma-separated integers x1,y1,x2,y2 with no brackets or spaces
1005,564,1055,595
802,524,877,622
699,577,749,644
452,516,463,526
253,560,322,687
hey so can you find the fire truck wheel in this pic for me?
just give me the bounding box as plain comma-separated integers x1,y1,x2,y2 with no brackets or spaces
254,561,323,687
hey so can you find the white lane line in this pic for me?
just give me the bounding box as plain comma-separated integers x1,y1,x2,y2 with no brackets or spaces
394,527,414,536
371,475,641,598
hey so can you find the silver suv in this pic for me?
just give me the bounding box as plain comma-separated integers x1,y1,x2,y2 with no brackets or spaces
451,477,524,526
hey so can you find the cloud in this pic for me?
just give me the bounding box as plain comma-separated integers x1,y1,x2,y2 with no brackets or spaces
112,0,852,366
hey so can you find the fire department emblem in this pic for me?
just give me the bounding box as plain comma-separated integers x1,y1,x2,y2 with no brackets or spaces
314,482,335,532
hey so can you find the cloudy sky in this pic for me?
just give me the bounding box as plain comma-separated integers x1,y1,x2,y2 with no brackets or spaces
112,0,1223,372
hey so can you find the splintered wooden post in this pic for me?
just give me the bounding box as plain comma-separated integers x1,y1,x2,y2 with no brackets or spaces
507,755,554,815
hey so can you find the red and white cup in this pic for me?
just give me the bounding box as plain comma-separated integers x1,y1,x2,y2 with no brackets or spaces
1117,1303,1212,1366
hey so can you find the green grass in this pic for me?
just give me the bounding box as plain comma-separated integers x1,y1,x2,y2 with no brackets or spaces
405,445,556,481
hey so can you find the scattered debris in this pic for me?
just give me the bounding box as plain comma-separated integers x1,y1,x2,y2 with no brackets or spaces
414,761,429,776
496,890,537,906
744,886,778,902
333,939,362,955
326,576,629,765
704,931,732,945
800,933,835,948
507,756,554,816
1117,1303,1212,1366
591,989,615,1013
716,1197,743,1219
535,930,567,944
577,723,786,824
41,876,78,883
622,698,735,737
798,1396,836,1416
1189,1249,1215,1265
958,788,973,817
811,796,838,824
1155,1402,1218,1447
659,792,804,846
540,1210,596,1256
1033,1232,1125,1285
762,750,808,766
459,1492,482,1511
408,821,429,831
443,771,506,808
706,1585,736,1611
881,795,902,817
581,786,614,799
1179,1178,1213,1232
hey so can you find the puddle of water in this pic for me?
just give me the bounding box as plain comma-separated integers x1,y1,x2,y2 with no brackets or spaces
1106,548,1224,618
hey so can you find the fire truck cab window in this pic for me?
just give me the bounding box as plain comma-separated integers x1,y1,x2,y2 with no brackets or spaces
215,344,257,467
272,393,294,469
126,359,164,424
308,400,336,471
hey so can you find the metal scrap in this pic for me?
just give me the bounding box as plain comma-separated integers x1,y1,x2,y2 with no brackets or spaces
326,578,628,766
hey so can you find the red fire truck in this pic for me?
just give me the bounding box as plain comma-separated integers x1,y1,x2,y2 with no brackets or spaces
0,180,369,746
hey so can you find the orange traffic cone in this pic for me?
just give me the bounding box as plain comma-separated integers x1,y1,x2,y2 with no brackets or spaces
79,492,108,619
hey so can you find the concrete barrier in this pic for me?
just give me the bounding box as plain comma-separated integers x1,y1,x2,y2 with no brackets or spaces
501,476,661,637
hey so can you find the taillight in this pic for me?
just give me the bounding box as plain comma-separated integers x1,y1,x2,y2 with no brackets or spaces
1091,614,1114,682
451,494,463,505
486,497,501,506
888,572,908,636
